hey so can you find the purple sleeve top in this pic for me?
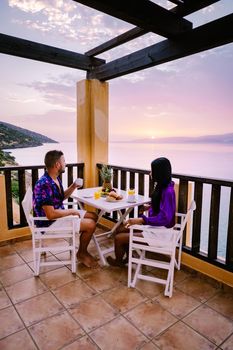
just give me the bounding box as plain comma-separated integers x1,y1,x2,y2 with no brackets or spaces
141,181,176,228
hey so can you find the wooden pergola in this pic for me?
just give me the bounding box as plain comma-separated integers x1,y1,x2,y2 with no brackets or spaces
0,0,232,185
0,0,232,79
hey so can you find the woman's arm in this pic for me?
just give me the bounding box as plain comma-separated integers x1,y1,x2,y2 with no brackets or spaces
141,189,176,227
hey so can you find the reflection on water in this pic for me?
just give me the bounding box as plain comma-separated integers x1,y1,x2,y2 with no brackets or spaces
109,142,233,180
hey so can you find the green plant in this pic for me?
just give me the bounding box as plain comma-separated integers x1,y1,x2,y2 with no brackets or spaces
100,164,113,182
11,179,19,204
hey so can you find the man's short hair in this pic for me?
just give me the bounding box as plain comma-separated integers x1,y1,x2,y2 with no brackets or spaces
44,150,64,169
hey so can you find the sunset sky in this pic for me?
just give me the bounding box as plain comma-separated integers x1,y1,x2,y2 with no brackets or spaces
0,0,232,142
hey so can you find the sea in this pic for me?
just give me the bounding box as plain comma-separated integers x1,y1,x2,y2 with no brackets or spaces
4,141,233,180
4,141,233,259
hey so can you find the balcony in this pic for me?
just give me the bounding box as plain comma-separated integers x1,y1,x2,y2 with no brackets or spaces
0,162,233,348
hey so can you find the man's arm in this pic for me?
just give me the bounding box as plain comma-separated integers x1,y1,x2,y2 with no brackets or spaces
64,182,82,199
42,205,80,220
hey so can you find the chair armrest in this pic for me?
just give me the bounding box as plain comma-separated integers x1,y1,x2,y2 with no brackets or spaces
32,216,49,221
63,201,79,206
130,224,167,232
130,224,145,231
176,213,186,218
32,215,80,222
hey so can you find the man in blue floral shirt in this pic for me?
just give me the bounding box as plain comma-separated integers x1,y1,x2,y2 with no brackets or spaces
33,150,98,268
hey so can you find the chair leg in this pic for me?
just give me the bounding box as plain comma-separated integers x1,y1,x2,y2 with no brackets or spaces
165,251,175,297
32,235,40,276
34,248,40,276
128,237,133,288
131,251,143,287
92,234,106,266
71,233,76,274
177,239,182,270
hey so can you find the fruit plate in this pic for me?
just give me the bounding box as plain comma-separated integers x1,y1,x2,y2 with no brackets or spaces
106,196,123,202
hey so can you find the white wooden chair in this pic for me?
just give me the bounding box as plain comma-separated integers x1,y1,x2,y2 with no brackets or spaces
22,187,80,276
127,200,196,297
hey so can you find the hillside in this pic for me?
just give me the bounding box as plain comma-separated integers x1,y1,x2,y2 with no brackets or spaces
0,121,58,149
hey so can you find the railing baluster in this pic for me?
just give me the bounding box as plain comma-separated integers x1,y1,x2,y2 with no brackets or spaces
192,181,203,253
129,172,136,218
113,168,118,188
31,169,39,188
67,166,73,186
4,169,13,229
138,173,144,195
78,164,84,180
226,187,233,268
18,169,27,226
178,179,188,243
208,184,221,260
178,179,188,213
129,172,135,189
120,170,126,190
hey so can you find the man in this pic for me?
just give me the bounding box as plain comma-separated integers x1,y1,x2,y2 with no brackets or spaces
33,150,98,268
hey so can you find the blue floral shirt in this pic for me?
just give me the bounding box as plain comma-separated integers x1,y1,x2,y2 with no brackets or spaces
33,171,64,227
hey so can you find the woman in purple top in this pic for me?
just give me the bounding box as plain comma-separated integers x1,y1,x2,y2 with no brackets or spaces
107,157,176,266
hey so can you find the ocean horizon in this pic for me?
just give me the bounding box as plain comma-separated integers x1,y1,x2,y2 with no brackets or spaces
4,141,233,181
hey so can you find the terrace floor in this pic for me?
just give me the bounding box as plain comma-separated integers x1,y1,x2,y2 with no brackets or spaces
0,228,233,350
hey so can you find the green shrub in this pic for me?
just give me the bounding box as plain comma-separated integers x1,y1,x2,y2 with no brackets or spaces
11,179,19,204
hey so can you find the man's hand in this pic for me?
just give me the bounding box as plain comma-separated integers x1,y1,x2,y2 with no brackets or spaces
125,217,144,228
73,178,83,189
70,209,80,217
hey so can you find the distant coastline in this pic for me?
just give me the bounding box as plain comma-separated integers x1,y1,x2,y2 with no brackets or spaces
0,121,58,150
112,133,233,144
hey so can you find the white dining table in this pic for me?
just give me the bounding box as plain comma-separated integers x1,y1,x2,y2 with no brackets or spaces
71,187,151,265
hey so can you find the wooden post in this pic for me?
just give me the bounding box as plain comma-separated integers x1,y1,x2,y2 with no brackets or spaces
76,79,109,188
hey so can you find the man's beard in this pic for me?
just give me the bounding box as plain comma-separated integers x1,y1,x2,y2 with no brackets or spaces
58,168,65,175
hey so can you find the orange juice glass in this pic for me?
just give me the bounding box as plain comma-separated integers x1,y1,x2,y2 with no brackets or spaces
94,191,101,200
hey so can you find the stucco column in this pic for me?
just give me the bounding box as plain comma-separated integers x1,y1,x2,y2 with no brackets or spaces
77,79,109,187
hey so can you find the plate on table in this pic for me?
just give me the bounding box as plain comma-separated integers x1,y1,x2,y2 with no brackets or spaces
83,194,93,198
106,196,123,202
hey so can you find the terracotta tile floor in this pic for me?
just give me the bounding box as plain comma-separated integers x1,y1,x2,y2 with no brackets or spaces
0,233,233,350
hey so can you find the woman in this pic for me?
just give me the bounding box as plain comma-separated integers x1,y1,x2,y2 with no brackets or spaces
107,157,176,266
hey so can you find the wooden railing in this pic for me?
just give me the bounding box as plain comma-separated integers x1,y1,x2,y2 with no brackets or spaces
1,162,232,273
97,163,233,273
0,163,84,229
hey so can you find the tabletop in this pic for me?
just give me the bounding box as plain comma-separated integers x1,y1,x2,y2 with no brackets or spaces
71,187,151,213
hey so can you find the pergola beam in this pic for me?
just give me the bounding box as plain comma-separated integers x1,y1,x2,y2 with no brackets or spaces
87,14,233,81
84,0,219,57
172,0,220,17
74,0,192,38
85,27,147,57
0,33,105,70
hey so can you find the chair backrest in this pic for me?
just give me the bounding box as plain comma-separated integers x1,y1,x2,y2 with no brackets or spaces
22,187,33,227
180,200,196,231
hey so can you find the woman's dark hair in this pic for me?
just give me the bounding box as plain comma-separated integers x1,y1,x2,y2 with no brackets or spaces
150,157,172,213
44,150,64,169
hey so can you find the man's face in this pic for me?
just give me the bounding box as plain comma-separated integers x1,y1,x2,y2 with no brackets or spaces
56,155,66,174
